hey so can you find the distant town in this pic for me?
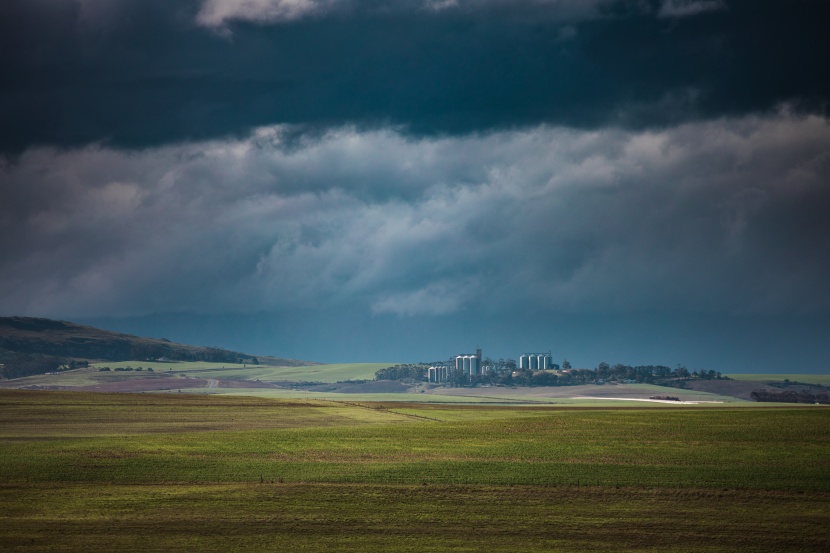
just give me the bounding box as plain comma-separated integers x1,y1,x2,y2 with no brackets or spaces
374,348,728,388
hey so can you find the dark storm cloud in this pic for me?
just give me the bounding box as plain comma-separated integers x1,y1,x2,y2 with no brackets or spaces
2,114,829,318
1,0,828,153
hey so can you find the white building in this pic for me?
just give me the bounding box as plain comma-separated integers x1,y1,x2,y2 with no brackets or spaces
429,349,482,382
519,352,552,370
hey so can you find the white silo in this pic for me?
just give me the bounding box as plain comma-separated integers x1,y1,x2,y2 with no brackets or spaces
469,355,480,376
520,354,529,370
530,355,539,370
540,354,550,370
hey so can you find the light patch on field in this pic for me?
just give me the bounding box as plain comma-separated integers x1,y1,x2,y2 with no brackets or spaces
573,396,723,405
424,383,742,403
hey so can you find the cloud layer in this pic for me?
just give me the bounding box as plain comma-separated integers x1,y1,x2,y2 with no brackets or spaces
195,0,607,27
2,112,828,319
1,0,827,153
1,1,829,369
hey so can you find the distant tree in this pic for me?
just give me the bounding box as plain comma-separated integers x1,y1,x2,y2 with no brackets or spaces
375,364,429,381
751,389,828,404
531,371,559,386
562,359,571,369
0,352,69,379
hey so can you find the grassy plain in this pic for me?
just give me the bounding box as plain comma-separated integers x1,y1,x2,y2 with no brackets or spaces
87,362,394,383
1,390,828,551
0,362,252,390
4,483,826,552
0,363,399,395
173,387,523,403
180,387,753,406
8,362,758,406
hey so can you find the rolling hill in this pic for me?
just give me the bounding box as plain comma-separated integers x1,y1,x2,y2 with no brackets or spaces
0,316,314,379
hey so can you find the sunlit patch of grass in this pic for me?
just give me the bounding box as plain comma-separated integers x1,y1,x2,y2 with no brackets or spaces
0,390,408,439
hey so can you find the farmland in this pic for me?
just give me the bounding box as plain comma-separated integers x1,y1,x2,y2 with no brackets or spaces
4,361,794,406
1,390,828,551
88,361,393,383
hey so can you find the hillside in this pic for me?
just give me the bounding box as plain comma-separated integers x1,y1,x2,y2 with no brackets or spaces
0,316,314,379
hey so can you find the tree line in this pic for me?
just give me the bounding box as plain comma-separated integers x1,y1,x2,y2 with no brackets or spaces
0,352,89,379
375,364,429,381
98,366,154,372
750,389,829,404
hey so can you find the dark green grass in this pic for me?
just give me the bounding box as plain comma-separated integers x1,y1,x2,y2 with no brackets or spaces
1,390,828,551
2,483,827,552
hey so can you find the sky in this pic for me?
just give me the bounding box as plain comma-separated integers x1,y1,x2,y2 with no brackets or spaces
1,0,829,371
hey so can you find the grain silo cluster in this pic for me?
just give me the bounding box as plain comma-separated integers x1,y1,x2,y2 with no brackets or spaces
428,349,482,383
428,349,556,383
519,353,552,370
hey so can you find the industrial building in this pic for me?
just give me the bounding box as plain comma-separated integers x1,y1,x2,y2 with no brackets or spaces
519,352,553,370
427,363,451,383
428,349,555,383
428,349,482,383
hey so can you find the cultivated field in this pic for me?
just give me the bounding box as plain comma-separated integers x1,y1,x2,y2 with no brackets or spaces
1,390,828,551
0,362,398,395
84,361,393,383
3,362,784,406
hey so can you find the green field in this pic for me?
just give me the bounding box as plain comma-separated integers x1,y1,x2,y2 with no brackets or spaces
87,361,394,383
1,390,828,551
6,364,827,409
178,387,750,406
170,387,525,403
172,362,395,383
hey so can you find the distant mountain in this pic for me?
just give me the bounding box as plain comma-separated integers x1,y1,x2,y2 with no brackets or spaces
0,316,314,379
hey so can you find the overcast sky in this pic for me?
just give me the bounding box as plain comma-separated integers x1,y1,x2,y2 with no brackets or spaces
1,0,829,371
